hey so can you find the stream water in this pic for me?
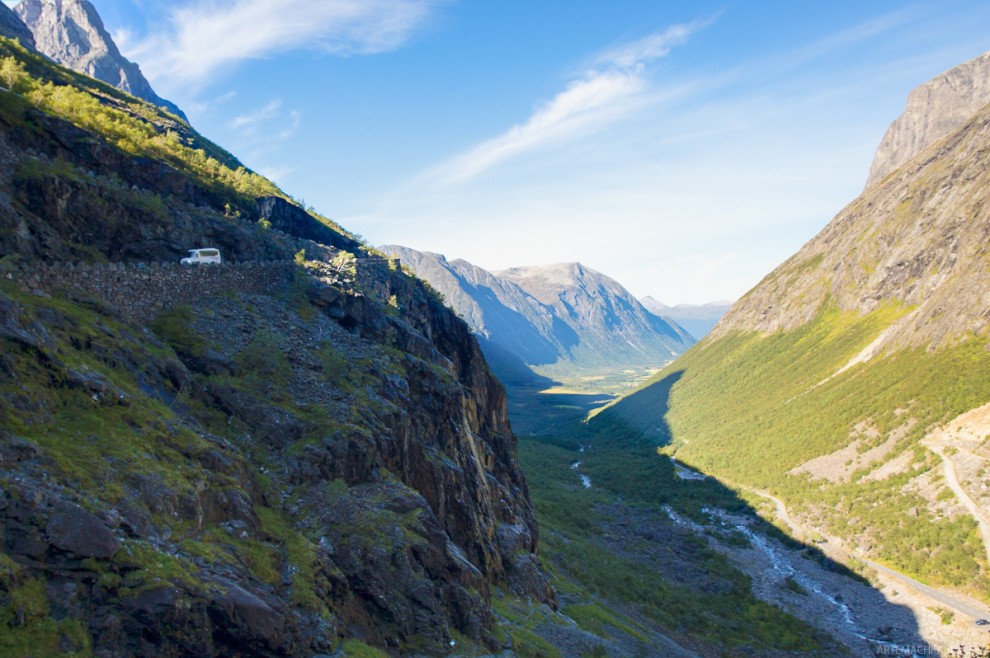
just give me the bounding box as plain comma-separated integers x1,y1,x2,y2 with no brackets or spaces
662,506,929,657
570,461,592,489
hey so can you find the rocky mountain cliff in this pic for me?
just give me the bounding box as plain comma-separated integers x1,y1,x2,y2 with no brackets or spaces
712,97,990,353
596,57,990,615
14,0,187,121
639,297,732,340
0,36,552,657
866,49,990,188
0,2,33,49
382,247,694,384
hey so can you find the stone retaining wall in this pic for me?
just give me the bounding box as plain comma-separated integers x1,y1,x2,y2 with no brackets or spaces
10,252,402,324
12,260,297,324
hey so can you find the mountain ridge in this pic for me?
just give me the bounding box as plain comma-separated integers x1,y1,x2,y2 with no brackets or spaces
0,2,33,49
382,246,694,383
383,246,566,367
866,49,990,188
495,262,694,365
0,36,553,656
711,98,990,353
639,296,733,339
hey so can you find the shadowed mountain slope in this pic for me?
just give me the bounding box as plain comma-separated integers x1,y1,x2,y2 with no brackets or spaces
0,2,33,49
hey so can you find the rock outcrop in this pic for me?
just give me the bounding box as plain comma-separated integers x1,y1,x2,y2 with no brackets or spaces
14,0,187,121
0,2,34,49
866,50,990,188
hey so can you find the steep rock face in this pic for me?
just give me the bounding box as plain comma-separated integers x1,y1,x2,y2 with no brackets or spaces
260,196,363,253
0,277,552,655
499,263,694,367
14,0,187,121
0,2,34,49
0,40,552,656
713,100,990,352
866,50,990,188
0,111,286,264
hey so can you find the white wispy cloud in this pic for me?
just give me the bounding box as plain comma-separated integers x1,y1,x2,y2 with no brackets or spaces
230,99,284,131
257,164,299,184
229,99,301,147
421,22,704,185
431,71,645,183
124,0,440,87
181,89,237,123
595,24,697,69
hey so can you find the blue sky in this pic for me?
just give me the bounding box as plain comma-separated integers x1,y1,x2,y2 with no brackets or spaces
12,1,990,303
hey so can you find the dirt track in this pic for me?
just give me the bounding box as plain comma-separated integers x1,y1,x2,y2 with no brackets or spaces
741,486,990,653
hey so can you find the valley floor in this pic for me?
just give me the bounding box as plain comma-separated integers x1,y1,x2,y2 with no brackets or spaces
504,370,990,658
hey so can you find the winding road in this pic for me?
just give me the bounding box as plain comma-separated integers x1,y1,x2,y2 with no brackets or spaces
927,443,990,569
744,486,990,622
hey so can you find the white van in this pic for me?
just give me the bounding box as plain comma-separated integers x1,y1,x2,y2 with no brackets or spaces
180,248,222,265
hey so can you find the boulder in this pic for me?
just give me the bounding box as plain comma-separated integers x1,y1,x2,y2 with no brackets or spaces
46,501,119,558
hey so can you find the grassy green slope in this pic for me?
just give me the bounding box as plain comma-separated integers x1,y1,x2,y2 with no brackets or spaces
0,37,353,241
593,301,990,600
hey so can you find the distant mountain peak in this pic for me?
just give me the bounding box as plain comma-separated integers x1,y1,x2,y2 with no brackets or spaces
639,297,732,339
14,0,187,121
498,261,592,283
640,295,669,312
388,247,694,382
497,262,629,308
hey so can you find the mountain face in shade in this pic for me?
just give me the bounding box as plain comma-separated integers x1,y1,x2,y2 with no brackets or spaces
639,297,733,340
14,0,187,121
383,247,694,382
866,50,990,188
0,2,34,49
381,246,566,372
